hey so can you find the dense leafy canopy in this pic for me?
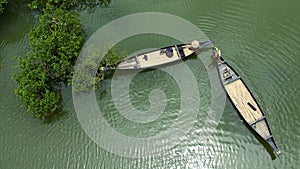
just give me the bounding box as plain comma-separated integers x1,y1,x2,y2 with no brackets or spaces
29,7,83,83
0,0,111,15
14,3,83,122
13,57,64,121
29,0,76,10
13,0,125,122
29,0,111,10
0,0,7,14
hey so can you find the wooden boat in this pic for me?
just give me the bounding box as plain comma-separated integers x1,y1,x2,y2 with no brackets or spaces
117,40,213,70
215,49,282,157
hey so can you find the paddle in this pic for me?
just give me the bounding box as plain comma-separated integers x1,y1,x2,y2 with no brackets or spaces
198,39,215,50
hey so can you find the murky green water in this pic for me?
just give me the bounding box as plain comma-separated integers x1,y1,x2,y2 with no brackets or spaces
1,0,300,168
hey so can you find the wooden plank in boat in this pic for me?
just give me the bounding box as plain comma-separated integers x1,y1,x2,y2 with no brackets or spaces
117,57,138,69
183,47,194,56
254,120,271,139
137,47,180,68
224,79,264,124
224,78,272,140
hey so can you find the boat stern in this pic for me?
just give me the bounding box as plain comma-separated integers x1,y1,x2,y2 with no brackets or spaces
267,138,283,157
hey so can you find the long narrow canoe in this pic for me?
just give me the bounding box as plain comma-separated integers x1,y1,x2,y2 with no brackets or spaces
117,40,213,70
215,50,282,157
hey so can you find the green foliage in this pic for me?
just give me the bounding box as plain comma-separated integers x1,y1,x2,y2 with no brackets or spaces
72,46,127,94
72,46,102,94
13,54,64,122
29,0,75,10
13,5,82,122
0,0,7,14
29,7,83,83
29,0,111,10
100,47,127,69
13,0,118,122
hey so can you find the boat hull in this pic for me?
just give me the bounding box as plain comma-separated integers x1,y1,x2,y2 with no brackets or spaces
117,40,213,70
216,57,282,157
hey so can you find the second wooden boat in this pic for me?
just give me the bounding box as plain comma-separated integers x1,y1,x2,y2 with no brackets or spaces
214,48,282,157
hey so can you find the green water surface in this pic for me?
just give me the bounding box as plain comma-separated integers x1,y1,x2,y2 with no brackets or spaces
0,0,299,168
